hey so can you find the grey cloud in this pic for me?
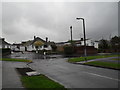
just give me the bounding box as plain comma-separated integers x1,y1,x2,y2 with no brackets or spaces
2,2,118,43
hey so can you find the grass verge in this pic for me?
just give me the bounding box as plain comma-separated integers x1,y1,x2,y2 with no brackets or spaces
112,58,120,60
84,61,120,69
68,54,119,63
0,58,32,62
21,74,66,89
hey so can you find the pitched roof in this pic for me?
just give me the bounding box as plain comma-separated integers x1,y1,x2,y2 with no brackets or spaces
31,37,46,45
23,40,33,46
0,38,11,45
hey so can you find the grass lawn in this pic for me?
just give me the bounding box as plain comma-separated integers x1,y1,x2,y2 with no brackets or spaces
21,74,66,89
0,58,32,62
84,61,120,69
68,54,119,63
112,58,120,60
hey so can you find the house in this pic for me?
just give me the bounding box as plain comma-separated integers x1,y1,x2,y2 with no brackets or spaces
21,36,53,52
11,36,53,52
0,38,11,55
11,43,24,51
56,38,98,55
0,38,11,49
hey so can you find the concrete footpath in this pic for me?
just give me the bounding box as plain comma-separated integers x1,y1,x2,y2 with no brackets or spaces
2,61,27,89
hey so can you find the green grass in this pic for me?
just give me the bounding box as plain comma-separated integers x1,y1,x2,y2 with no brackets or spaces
0,58,32,62
68,54,119,63
85,61,120,69
112,58,120,60
21,74,66,89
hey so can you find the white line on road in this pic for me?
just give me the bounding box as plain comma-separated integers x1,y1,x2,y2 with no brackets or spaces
83,72,120,81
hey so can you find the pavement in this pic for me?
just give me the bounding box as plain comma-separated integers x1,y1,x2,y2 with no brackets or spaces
2,52,120,88
2,61,27,89
0,61,2,90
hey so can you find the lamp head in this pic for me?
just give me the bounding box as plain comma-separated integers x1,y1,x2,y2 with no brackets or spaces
76,17,84,20
70,26,72,29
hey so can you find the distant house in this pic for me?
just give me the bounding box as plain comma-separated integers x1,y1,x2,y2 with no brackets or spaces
11,36,54,52
11,43,23,51
56,38,98,55
0,38,11,49
18,36,53,52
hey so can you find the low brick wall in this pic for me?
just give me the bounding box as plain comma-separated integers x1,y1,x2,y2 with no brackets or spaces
74,46,97,55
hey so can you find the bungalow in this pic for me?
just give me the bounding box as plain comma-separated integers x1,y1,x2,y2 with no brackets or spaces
0,38,11,49
11,43,24,51
21,36,52,52
11,36,53,52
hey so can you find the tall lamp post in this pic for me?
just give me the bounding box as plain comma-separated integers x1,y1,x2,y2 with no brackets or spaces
70,26,73,45
76,17,87,60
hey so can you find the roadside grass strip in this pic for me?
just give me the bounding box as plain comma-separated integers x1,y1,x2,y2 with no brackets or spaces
21,75,66,89
68,54,119,63
112,58,120,60
84,61,120,69
0,58,32,62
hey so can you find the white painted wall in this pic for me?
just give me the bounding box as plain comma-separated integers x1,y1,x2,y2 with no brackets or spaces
94,42,99,48
37,45,52,50
11,45,19,51
20,46,25,51
27,45,36,51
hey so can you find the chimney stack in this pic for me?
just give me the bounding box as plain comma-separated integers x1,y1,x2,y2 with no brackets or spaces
46,37,48,42
34,36,36,40
2,38,5,41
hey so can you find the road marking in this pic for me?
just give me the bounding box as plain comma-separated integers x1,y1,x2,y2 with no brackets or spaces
83,72,120,81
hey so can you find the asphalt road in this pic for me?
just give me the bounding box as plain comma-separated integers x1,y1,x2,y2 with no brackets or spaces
30,57,119,88
3,52,120,88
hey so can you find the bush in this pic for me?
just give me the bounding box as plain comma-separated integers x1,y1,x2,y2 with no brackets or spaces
63,45,75,55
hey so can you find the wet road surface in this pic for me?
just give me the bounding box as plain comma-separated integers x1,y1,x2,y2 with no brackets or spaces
3,52,120,88
30,58,119,88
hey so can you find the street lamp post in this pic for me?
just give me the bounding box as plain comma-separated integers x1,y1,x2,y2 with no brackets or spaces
76,18,87,61
70,26,73,45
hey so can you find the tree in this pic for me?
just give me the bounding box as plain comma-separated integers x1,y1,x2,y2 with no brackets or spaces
98,39,109,53
110,36,120,52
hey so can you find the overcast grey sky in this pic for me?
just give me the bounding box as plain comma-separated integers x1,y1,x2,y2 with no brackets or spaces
2,2,118,43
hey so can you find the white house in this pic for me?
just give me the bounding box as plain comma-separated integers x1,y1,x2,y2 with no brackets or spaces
17,36,53,52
